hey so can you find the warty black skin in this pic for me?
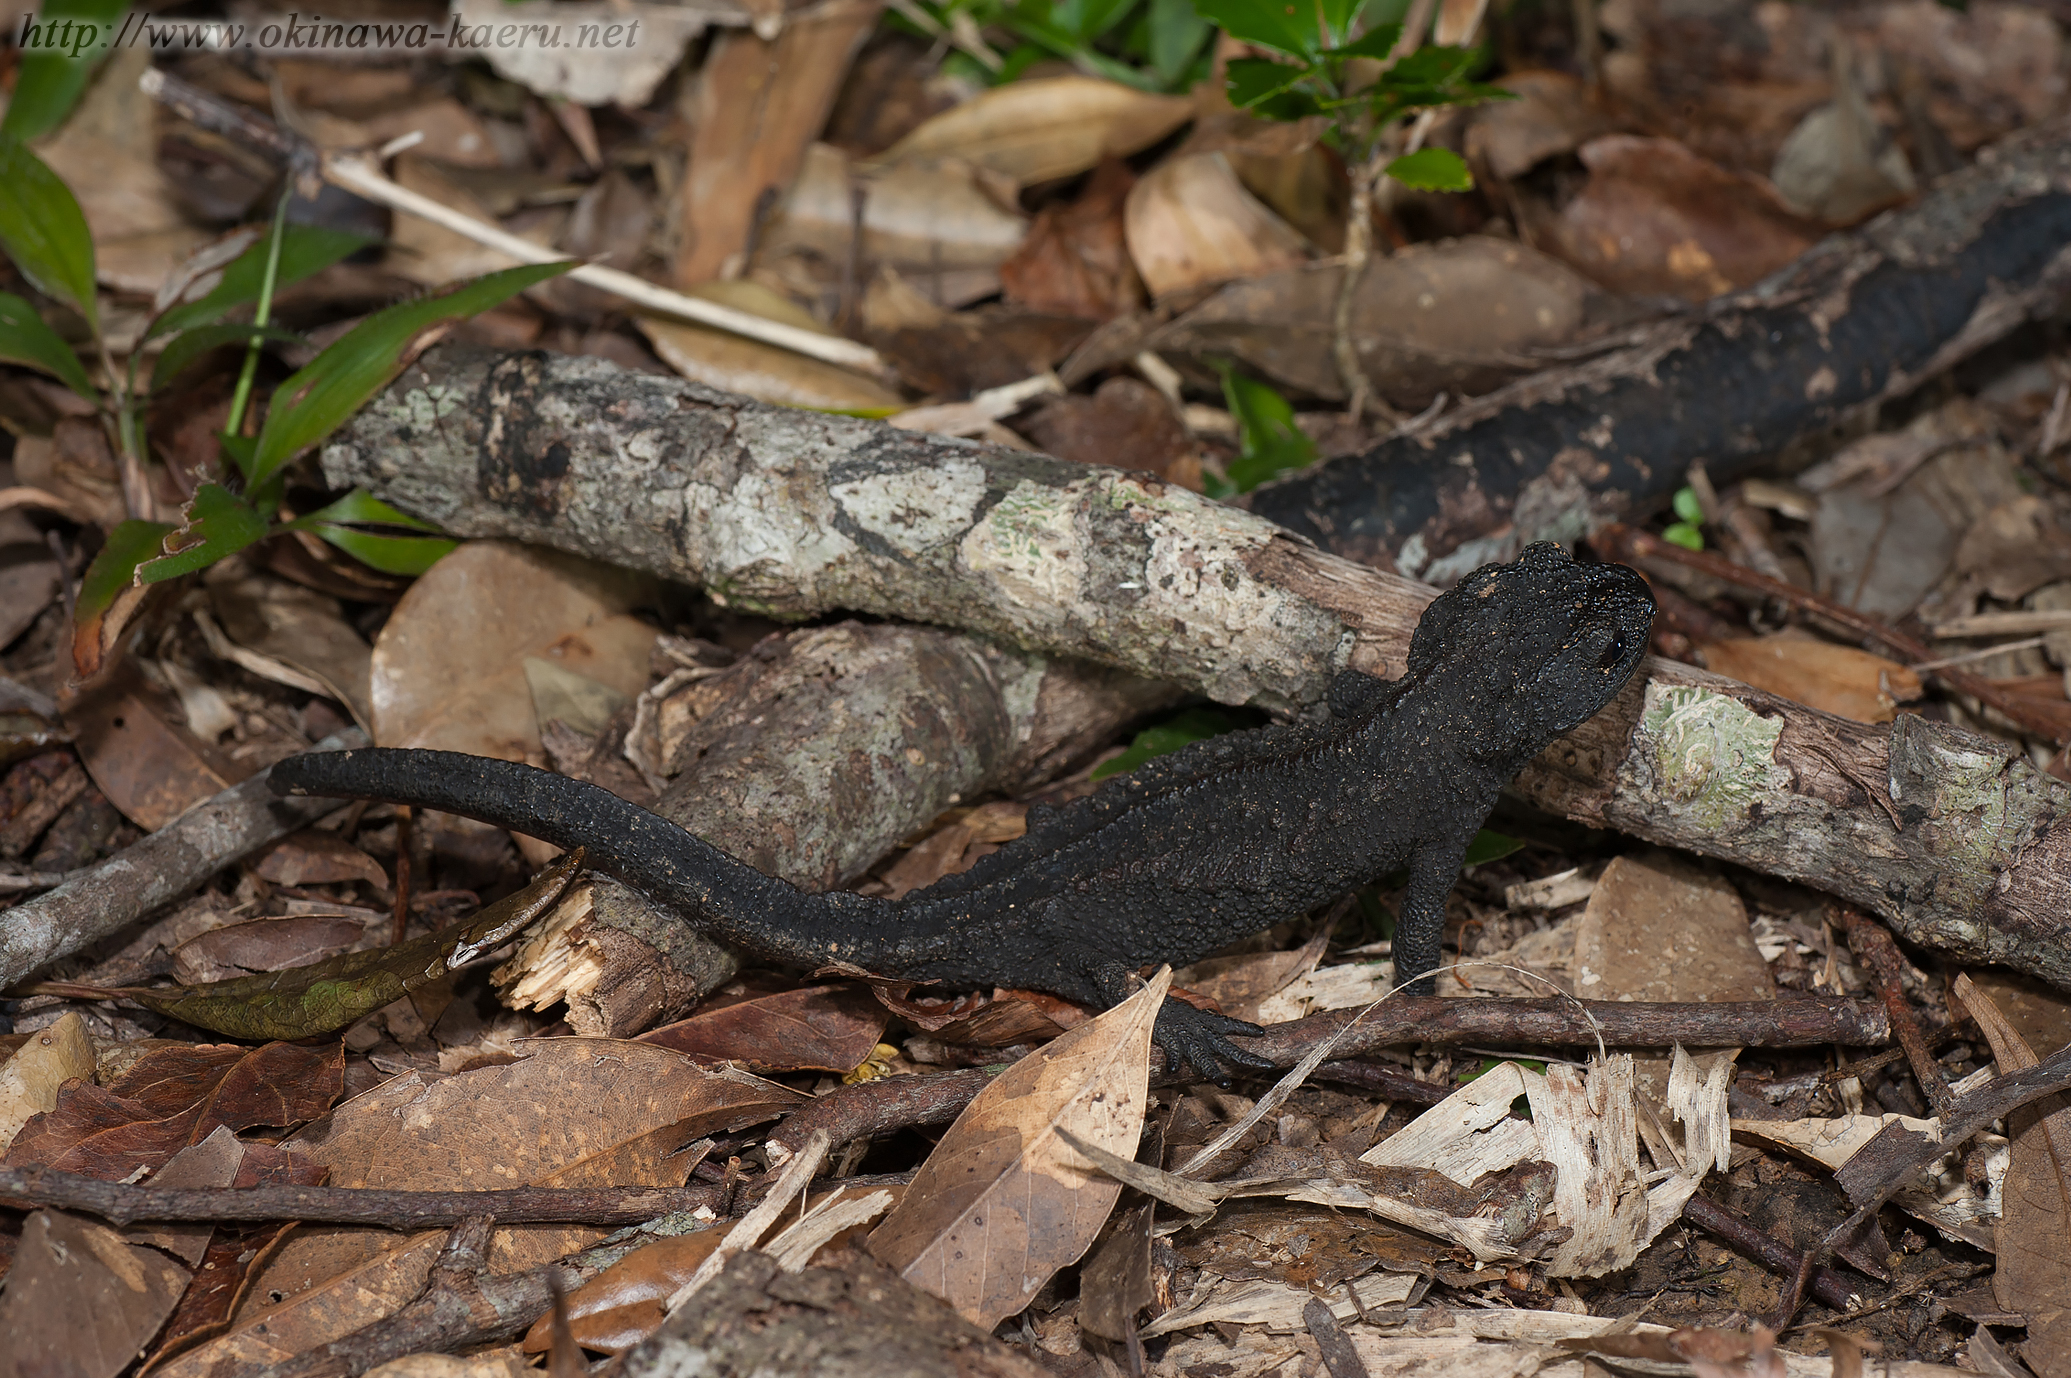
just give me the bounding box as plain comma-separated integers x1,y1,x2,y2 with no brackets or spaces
268,542,1655,1077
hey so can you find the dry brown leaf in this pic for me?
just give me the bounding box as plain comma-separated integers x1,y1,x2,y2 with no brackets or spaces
65,671,245,831
171,912,372,985
1125,151,1311,299
388,155,555,286
869,76,1193,189
1017,378,1197,487
0,1011,96,1153
370,540,657,762
868,967,1168,1326
674,0,882,284
1953,496,2071,603
1466,70,1615,181
0,1210,191,1378
157,1040,800,1378
762,143,1029,309
636,979,889,1073
1698,636,1923,724
999,158,1144,320
206,563,376,728
1859,0,2065,153
1539,135,1820,302
450,0,728,106
358,98,504,171
1769,45,1915,226
637,283,902,411
1956,975,2071,1377
1142,237,1597,405
35,47,209,295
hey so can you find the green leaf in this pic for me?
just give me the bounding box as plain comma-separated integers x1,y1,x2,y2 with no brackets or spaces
1225,56,1314,110
1662,522,1705,551
249,261,573,491
0,291,95,398
1322,18,1399,58
1461,829,1524,867
1148,0,1213,84
150,321,306,393
76,519,175,631
1218,364,1319,493
1672,484,1705,525
1385,147,1472,192
0,137,98,330
283,488,457,576
308,524,459,576
283,488,446,534
150,226,373,341
1092,706,1245,780
1193,0,1321,58
47,852,581,1041
135,483,269,584
0,0,127,141
1049,0,1140,42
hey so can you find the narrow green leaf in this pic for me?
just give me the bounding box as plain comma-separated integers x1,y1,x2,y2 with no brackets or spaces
1322,18,1399,58
1093,706,1245,780
1218,364,1319,493
150,321,305,394
60,851,582,1041
76,519,175,630
308,524,458,577
149,226,374,341
1225,56,1313,110
0,0,127,141
1193,0,1321,58
283,488,445,534
0,291,95,397
249,261,573,490
1461,829,1524,867
1385,146,1473,191
283,488,457,576
135,483,269,584
0,137,98,329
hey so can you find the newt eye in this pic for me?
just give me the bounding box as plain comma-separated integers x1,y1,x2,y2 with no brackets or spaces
1597,631,1626,671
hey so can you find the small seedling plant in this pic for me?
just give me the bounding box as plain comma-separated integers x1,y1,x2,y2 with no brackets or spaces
1199,0,1508,416
0,76,568,675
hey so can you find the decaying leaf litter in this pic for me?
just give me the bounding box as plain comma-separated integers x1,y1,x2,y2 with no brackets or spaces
1,0,2070,1373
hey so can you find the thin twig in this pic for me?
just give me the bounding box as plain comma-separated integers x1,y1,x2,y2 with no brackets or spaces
0,1166,723,1228
137,67,894,382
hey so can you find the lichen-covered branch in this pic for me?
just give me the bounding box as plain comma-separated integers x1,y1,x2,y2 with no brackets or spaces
325,347,2071,990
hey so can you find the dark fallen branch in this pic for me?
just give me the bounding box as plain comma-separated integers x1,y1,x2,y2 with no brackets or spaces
1246,115,2071,580
1682,1195,1861,1313
0,727,367,990
766,995,1888,1159
0,1167,723,1229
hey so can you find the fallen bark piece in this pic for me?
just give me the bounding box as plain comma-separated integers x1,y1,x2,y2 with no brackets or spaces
0,727,367,990
1246,113,2071,583
497,621,1175,1036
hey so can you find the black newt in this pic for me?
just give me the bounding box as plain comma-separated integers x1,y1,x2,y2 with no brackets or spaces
269,542,1655,1075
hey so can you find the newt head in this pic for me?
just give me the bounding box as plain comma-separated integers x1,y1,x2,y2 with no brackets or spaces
1402,541,1655,767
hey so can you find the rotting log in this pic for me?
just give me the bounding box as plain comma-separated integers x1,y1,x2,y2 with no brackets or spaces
1246,113,2071,581
324,345,2071,990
